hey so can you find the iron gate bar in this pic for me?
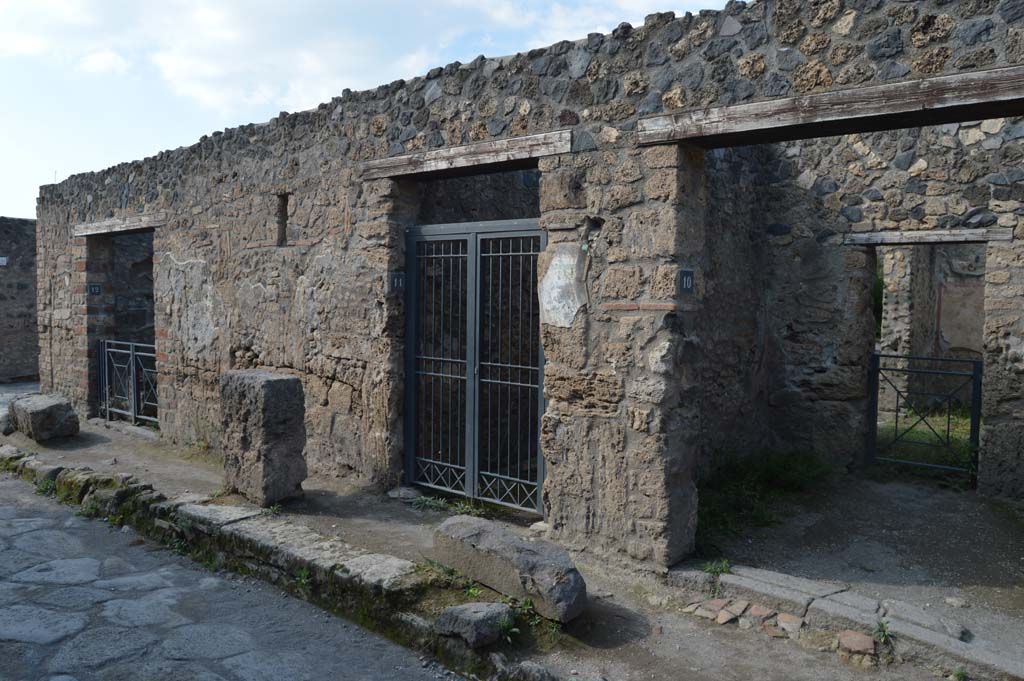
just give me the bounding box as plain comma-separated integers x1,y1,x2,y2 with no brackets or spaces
101,340,158,425
878,367,974,446
866,352,981,476
404,219,545,514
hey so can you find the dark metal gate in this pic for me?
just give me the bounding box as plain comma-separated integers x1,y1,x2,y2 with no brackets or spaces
405,219,544,513
866,353,981,475
100,340,158,425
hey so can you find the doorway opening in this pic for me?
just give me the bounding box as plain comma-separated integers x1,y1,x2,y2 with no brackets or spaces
404,168,544,513
89,230,157,425
405,220,545,513
868,243,988,477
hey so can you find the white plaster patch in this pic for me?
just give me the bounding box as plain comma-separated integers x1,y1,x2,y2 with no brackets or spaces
539,243,588,329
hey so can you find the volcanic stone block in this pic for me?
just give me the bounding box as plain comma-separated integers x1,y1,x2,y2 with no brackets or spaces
433,515,587,623
220,370,307,507
434,602,513,648
9,394,79,441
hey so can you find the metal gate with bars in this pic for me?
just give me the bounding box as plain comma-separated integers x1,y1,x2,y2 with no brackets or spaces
405,219,545,513
100,340,158,425
866,353,982,475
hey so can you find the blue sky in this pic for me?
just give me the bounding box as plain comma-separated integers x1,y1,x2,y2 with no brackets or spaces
0,0,724,219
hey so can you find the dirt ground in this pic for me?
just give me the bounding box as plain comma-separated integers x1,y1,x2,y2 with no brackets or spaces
716,470,1024,668
2,411,1020,680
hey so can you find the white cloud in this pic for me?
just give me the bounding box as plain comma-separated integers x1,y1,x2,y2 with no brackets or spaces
0,0,728,116
0,32,50,57
78,49,128,74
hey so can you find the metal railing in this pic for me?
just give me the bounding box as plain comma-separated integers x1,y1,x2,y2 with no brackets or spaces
866,353,981,476
100,340,158,425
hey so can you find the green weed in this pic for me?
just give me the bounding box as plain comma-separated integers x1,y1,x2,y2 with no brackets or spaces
260,504,283,517
34,479,57,497
464,582,483,598
296,567,311,590
449,499,486,517
702,559,731,577
873,619,893,646
951,668,968,681
411,496,449,512
499,615,520,645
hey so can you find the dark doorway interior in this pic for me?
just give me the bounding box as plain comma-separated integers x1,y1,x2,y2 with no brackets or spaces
110,231,155,344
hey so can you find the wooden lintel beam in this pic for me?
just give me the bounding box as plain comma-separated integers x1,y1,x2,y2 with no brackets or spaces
638,65,1024,147
73,212,168,237
361,130,572,180
842,228,1014,246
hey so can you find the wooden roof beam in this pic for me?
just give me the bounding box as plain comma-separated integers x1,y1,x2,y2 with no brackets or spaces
639,65,1024,148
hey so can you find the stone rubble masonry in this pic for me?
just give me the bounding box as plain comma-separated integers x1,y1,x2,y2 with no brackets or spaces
434,515,588,623
668,562,1022,681
9,394,80,441
220,369,308,507
0,445,566,681
0,217,38,382
34,0,1024,570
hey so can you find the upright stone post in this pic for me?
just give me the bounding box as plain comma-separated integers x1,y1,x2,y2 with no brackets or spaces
979,240,1024,499
220,369,308,507
537,142,705,569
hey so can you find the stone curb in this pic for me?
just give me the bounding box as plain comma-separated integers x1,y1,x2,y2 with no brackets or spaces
0,444,564,681
669,562,1023,681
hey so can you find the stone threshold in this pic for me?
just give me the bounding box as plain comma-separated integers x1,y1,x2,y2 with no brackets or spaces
668,564,1023,681
0,445,563,681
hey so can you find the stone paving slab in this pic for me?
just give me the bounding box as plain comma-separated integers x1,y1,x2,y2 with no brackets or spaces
685,565,1024,681
177,503,263,531
719,573,815,616
805,596,882,632
0,475,465,681
826,590,881,614
0,453,560,681
730,565,847,599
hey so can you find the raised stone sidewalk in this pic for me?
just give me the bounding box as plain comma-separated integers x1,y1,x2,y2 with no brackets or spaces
669,563,1023,680
3,429,1021,681
0,444,560,681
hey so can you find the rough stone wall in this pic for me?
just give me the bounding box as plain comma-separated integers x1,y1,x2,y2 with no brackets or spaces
35,1,1024,568
417,170,540,224
696,147,773,473
0,217,38,382
982,237,1024,498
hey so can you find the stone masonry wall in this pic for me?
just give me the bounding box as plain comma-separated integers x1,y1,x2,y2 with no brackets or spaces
0,217,38,382
36,1,1024,567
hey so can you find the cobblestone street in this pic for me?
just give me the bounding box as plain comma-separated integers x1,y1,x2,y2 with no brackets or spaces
0,475,461,681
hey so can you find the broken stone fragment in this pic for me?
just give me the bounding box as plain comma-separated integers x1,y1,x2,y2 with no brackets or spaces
434,602,513,648
716,610,738,625
776,612,804,634
838,629,876,656
9,394,79,441
433,515,587,623
220,370,307,507
386,486,422,501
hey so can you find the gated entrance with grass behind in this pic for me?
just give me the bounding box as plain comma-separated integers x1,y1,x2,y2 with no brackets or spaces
405,219,545,513
866,353,982,478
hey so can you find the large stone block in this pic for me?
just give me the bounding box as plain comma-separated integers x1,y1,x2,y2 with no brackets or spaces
433,515,587,623
9,394,79,441
434,602,513,648
220,370,307,507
